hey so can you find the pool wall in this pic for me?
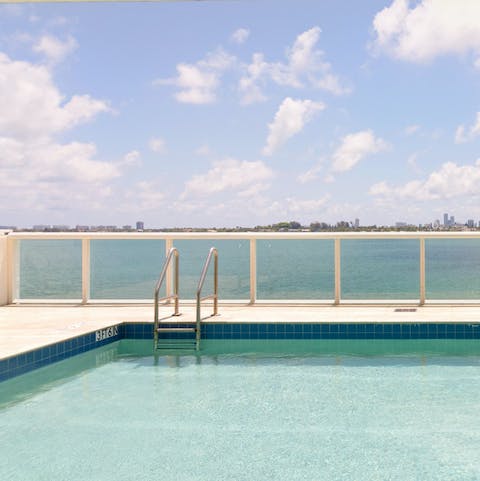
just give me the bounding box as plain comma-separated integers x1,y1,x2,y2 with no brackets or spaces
2,321,480,382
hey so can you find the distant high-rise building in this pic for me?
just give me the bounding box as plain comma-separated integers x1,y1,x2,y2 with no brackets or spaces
467,219,475,228
354,218,359,228
52,225,70,231
33,225,50,231
136,221,144,231
450,215,455,226
443,213,449,226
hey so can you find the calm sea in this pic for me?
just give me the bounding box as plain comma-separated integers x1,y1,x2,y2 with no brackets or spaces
18,238,480,301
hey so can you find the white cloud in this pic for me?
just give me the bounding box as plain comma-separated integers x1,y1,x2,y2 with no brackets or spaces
262,97,325,156
48,16,69,27
269,27,323,88
155,48,235,104
0,51,131,213
404,124,420,135
245,194,333,224
297,160,324,184
33,34,77,64
172,190,334,227
240,27,350,104
121,150,142,167
313,74,349,96
182,158,273,198
369,159,480,201
239,53,269,104
158,27,348,106
324,174,335,184
455,125,467,144
372,0,480,66
0,53,109,139
455,112,480,143
61,95,110,131
231,28,250,45
121,181,165,212
35,142,120,183
195,144,212,156
149,137,166,154
0,137,123,215
284,195,330,214
170,64,217,104
407,152,422,174
331,130,388,173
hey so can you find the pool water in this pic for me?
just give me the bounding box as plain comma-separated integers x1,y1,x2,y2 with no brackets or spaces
2,340,480,480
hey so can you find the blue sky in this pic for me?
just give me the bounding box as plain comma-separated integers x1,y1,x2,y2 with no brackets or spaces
1,0,480,228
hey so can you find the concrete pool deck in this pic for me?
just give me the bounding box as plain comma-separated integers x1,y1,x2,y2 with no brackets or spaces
2,303,480,359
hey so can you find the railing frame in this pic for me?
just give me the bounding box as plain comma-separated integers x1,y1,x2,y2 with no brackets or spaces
5,231,480,306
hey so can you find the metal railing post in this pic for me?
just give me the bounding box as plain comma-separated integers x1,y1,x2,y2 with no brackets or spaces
174,250,179,315
249,238,256,304
82,238,90,304
165,238,173,301
6,237,19,304
214,251,218,315
419,237,425,305
334,238,341,305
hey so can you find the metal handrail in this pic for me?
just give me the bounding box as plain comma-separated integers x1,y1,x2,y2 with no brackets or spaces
196,247,218,348
154,247,180,347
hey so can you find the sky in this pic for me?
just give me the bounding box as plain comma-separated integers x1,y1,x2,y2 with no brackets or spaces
1,0,480,228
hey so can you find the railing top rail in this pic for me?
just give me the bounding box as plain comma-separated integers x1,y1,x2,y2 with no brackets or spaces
8,231,480,241
197,247,218,297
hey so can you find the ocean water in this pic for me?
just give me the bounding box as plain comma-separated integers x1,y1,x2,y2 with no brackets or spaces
17,238,480,301
2,341,480,481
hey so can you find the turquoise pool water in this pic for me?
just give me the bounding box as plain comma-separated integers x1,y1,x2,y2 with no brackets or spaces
2,340,480,480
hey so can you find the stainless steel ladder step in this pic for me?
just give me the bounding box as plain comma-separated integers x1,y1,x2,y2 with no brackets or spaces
155,322,197,351
155,341,197,350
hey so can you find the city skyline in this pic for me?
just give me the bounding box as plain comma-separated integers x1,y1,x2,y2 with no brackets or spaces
2,1,480,227
4,209,480,232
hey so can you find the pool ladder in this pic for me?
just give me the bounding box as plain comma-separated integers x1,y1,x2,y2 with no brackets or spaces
154,247,218,351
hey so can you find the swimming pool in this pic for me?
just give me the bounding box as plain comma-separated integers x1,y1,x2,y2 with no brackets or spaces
2,340,480,480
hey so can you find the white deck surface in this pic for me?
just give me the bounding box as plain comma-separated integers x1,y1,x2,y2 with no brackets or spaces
1,303,480,359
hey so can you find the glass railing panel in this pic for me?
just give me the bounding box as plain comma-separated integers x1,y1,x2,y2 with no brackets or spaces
173,239,250,300
341,239,419,300
19,240,82,299
90,240,166,299
257,240,334,300
426,239,480,300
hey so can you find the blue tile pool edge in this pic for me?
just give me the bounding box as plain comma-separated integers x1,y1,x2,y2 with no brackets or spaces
2,321,480,382
0,324,124,382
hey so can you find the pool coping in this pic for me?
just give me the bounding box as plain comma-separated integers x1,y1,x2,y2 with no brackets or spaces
2,317,480,382
2,304,480,381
